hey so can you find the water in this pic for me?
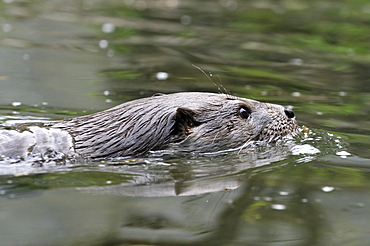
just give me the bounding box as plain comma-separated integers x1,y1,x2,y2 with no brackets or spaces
0,0,369,245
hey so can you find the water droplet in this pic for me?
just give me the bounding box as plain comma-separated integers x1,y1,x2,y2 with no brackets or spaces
279,191,289,196
292,91,301,97
271,204,286,210
290,144,320,155
156,72,169,80
42,102,48,106
339,91,347,96
322,186,335,193
106,180,112,184
99,39,108,49
103,90,110,96
336,150,351,158
11,102,21,107
105,99,112,103
102,23,115,33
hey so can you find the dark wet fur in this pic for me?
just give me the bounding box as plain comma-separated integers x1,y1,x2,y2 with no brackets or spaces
51,92,298,159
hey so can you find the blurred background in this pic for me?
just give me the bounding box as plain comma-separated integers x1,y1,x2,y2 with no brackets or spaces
0,1,370,245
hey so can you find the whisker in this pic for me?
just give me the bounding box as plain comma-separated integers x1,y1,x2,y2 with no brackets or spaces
192,64,231,96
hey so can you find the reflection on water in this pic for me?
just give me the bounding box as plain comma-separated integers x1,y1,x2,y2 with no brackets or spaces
0,0,369,245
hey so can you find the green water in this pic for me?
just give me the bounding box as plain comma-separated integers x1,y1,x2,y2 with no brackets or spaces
0,0,369,245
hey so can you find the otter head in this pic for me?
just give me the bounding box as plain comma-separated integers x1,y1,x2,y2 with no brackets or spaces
165,93,298,154
53,92,298,158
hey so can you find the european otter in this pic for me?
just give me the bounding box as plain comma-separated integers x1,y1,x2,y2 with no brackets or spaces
0,92,298,159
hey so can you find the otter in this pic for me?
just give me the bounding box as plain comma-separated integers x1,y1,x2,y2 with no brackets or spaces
0,92,298,159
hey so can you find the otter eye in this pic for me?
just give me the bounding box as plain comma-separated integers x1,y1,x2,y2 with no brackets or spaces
239,107,251,120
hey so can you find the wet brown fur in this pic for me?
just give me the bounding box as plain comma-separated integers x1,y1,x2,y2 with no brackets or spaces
51,92,298,159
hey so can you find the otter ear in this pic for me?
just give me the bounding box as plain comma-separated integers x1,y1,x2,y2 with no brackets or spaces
172,107,201,135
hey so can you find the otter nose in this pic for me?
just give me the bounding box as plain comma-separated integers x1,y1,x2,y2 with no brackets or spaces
284,108,295,119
